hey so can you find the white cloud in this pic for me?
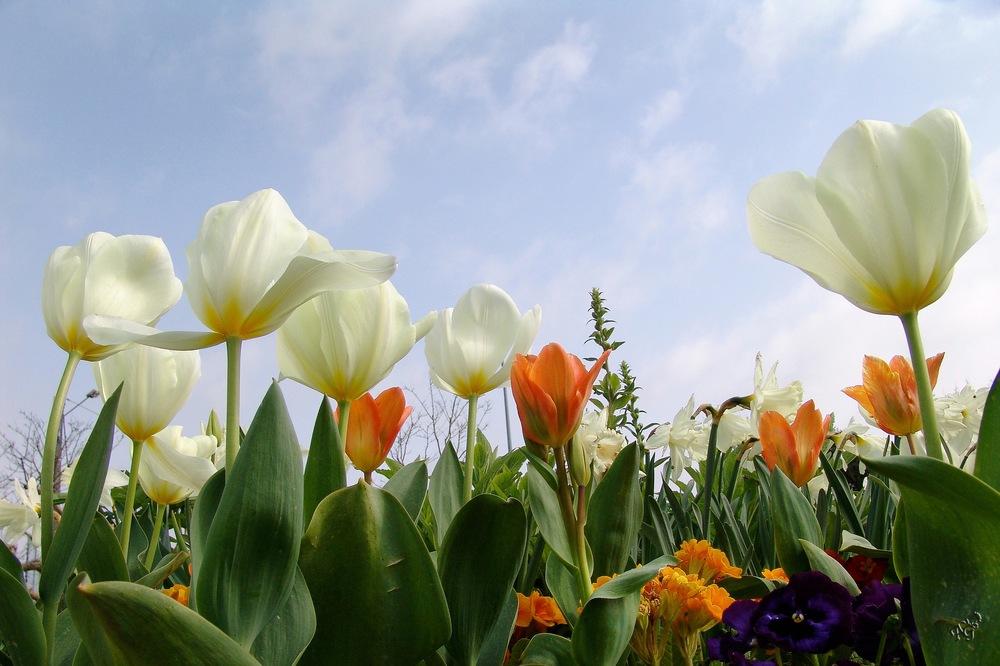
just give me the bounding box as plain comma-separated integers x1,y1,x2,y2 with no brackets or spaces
840,0,939,56
495,20,597,150
639,89,685,144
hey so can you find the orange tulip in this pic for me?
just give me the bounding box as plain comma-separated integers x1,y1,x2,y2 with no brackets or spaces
510,343,611,448
759,400,831,487
843,353,944,437
340,387,411,479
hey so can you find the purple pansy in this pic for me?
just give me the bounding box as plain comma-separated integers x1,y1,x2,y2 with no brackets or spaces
751,571,854,653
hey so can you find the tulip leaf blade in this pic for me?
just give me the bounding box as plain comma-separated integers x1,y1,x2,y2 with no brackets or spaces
0,567,47,666
0,538,23,583
477,588,519,666
974,365,1000,492
521,634,575,666
439,495,527,665
384,459,429,521
40,385,121,608
76,514,129,584
526,465,575,569
302,396,344,526
864,455,1000,665
571,558,667,666
799,540,860,595
68,575,259,665
545,553,581,628
586,442,642,576
429,441,464,546
768,467,822,575
194,381,303,649
249,566,316,666
298,483,450,665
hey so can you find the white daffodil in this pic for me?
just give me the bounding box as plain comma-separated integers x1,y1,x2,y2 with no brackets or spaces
93,345,201,442
424,284,541,398
84,188,397,349
748,108,987,316
139,426,218,506
0,478,41,547
43,232,182,360
61,461,129,510
278,281,437,402
936,383,988,470
571,407,626,484
647,395,710,482
750,354,803,436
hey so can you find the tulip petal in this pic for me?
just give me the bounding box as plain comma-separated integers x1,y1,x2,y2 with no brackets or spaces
748,172,887,313
243,251,397,339
84,315,225,350
140,430,217,505
491,304,543,392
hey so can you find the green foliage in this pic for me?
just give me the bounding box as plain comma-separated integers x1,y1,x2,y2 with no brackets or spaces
298,483,450,664
586,443,642,577
302,395,345,526
0,568,46,666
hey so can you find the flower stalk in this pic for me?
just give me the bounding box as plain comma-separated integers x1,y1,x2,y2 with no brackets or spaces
120,438,145,558
225,336,242,471
900,311,943,461
463,394,479,503
41,351,82,559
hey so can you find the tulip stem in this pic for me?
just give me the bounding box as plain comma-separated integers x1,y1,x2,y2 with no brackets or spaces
554,447,591,604
899,312,943,461
225,336,242,471
463,394,479,503
575,482,592,602
170,510,189,552
41,351,82,562
121,438,145,558
144,502,167,571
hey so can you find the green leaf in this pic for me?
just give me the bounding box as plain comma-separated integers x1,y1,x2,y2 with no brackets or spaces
249,566,316,666
40,386,121,607
0,541,22,583
68,575,259,665
135,551,190,589
587,444,642,577
864,455,1000,664
298,483,451,664
526,465,574,568
477,589,518,666
194,381,304,649
545,554,581,628
439,495,527,665
0,568,46,666
189,467,225,603
718,575,784,600
571,558,668,666
384,459,429,521
975,366,1000,492
52,611,80,666
818,451,865,537
429,442,464,546
768,467,821,574
520,634,575,666
799,540,860,595
76,514,129,584
302,396,345,526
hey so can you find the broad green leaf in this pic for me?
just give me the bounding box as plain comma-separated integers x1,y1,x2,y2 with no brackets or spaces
523,448,558,492
69,575,259,665
0,541,22,583
40,386,121,607
975,366,1000,491
768,468,821,575
571,558,668,666
76,514,128,584
545,554,581,628
66,574,123,666
477,589,518,666
520,634,575,666
302,396,345,525
526,465,574,568
799,540,860,595
195,382,303,649
818,451,865,536
865,456,1000,664
439,495,527,665
250,566,316,666
718,575,784,600
839,531,892,559
429,442,464,546
587,443,642,577
135,551,190,589
384,459,429,521
189,467,225,606
299,483,450,664
52,611,80,666
0,568,46,666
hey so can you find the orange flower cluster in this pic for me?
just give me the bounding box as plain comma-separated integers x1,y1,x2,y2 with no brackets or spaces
761,567,789,583
630,542,738,666
161,583,190,607
674,539,743,583
508,590,567,656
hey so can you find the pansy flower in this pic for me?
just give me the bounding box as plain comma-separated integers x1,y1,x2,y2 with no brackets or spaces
751,571,854,653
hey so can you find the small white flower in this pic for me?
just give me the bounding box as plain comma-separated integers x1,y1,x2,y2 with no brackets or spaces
0,478,42,547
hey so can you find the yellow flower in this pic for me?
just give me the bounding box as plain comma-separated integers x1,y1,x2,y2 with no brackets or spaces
673,539,742,582
762,568,789,583
161,584,190,606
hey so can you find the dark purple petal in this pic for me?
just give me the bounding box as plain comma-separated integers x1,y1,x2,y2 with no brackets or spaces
752,571,854,653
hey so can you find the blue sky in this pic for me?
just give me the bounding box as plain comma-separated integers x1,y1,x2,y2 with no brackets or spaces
3,1,1000,466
